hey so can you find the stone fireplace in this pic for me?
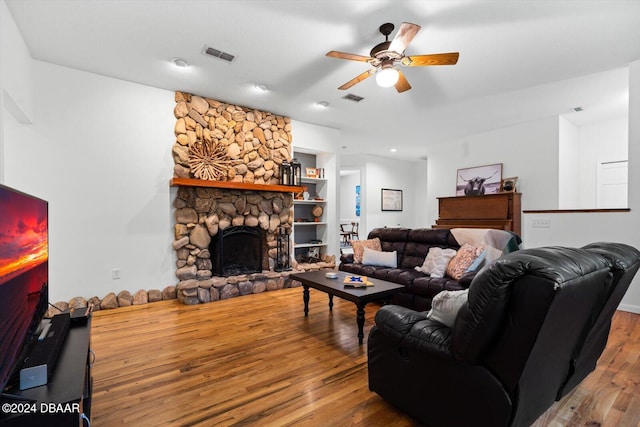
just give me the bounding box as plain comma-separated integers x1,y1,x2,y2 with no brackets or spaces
170,91,334,305
172,185,298,304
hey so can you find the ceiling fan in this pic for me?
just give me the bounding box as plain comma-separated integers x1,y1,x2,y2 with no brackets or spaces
326,22,459,93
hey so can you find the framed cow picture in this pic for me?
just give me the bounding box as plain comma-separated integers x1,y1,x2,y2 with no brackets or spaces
456,163,503,196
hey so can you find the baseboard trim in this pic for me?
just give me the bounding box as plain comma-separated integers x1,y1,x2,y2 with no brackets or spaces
618,303,640,314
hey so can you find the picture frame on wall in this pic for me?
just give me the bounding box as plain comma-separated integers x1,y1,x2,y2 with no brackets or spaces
500,176,518,193
456,163,503,196
381,188,403,211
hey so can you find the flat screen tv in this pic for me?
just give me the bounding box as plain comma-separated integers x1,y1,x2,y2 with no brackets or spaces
0,184,49,393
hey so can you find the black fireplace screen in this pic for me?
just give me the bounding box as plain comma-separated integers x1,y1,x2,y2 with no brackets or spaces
211,226,262,276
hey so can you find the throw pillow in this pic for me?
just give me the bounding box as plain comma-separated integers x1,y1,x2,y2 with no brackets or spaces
415,247,457,278
466,250,487,272
446,243,485,280
351,238,382,264
427,289,469,328
362,247,398,268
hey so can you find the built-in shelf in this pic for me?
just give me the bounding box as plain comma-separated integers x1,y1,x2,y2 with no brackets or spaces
301,177,327,184
293,199,326,204
170,177,305,193
294,243,328,248
294,222,328,226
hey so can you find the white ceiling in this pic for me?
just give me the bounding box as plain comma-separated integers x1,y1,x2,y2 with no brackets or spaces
6,0,640,160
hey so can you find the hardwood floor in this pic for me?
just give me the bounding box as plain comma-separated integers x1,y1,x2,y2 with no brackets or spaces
90,287,640,426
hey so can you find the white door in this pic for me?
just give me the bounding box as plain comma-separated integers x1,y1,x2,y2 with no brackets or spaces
597,160,628,208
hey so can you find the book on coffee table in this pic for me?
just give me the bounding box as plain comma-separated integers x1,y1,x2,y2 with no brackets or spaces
343,275,373,287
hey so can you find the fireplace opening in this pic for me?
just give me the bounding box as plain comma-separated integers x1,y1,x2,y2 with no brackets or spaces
211,226,263,277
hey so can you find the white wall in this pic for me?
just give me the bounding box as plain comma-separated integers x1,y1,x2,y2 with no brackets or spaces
558,117,580,208
341,152,421,237
425,116,560,227
1,0,34,182
559,115,628,208
577,117,628,207
339,171,360,222
5,60,176,303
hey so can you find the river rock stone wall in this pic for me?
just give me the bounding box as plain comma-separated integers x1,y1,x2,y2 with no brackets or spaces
172,91,292,183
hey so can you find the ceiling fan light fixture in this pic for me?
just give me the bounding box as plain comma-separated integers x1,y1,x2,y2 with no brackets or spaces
376,67,399,88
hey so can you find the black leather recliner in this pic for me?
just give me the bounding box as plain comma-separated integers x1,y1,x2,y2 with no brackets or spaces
367,244,640,427
556,242,640,398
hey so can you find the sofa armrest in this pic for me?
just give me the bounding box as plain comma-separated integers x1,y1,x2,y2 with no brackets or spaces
373,305,453,360
340,253,354,264
374,305,428,338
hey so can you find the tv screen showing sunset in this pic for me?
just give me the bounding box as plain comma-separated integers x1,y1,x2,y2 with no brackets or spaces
0,186,48,285
0,185,49,391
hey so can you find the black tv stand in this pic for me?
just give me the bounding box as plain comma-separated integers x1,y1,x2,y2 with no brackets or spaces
0,393,37,403
20,313,71,390
0,317,92,427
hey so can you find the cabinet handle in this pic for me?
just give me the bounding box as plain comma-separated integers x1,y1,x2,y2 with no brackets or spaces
81,413,91,426
89,348,96,367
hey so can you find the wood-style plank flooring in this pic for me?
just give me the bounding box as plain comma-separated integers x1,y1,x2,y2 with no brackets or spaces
90,287,640,426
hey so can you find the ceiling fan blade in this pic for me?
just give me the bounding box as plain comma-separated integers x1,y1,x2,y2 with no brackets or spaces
395,71,411,93
326,51,371,62
401,52,459,67
388,22,421,54
338,69,375,90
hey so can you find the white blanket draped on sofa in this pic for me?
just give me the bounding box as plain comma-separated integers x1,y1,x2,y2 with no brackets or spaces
451,228,523,263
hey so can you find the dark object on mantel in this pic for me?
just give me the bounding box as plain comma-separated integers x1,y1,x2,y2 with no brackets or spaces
281,160,292,186
434,192,521,236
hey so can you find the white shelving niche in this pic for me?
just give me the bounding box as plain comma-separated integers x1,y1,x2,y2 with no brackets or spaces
292,151,332,264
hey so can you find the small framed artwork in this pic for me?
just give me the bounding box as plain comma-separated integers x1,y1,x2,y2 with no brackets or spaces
500,176,518,193
305,167,317,178
456,163,503,196
381,188,403,211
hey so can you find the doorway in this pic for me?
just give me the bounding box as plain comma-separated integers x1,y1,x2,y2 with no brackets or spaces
597,160,628,208
339,169,363,253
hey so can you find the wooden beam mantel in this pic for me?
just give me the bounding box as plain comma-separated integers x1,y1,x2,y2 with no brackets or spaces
170,177,305,193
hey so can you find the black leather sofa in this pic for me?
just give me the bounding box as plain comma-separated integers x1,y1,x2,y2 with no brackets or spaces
367,243,640,427
340,227,503,311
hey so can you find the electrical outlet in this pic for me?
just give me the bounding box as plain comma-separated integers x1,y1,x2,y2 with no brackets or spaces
531,219,551,228
112,268,121,279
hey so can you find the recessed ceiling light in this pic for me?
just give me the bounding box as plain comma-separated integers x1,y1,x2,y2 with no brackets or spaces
390,148,397,153
254,83,269,92
171,57,189,68
316,101,329,108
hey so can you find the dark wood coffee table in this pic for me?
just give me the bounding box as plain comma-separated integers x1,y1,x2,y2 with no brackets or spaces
290,270,405,344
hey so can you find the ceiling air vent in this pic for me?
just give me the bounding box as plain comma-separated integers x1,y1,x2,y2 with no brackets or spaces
343,93,364,102
202,45,235,62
